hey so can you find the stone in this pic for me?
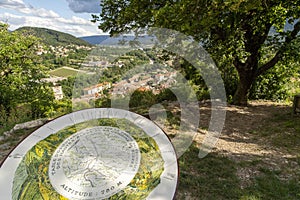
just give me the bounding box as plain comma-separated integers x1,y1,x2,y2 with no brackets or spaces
12,119,48,131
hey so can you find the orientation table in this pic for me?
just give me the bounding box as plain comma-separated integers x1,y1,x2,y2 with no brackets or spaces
0,108,178,200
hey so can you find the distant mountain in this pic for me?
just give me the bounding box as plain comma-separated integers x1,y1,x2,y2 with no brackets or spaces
15,27,92,47
79,35,155,46
79,35,110,45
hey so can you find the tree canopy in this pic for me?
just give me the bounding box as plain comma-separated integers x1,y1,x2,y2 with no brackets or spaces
0,23,53,120
93,0,300,105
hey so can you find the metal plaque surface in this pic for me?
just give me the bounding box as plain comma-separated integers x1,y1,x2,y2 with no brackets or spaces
49,126,140,199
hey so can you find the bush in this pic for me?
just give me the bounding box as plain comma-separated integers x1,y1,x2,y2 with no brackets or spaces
129,90,156,108
155,88,177,102
249,62,300,102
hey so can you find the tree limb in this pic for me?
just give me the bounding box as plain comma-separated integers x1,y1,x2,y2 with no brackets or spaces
257,20,300,76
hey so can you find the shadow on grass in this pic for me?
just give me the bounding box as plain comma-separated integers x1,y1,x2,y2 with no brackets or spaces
176,143,300,200
241,168,300,200
176,143,241,199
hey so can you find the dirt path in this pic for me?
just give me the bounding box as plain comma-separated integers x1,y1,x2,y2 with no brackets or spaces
193,101,300,188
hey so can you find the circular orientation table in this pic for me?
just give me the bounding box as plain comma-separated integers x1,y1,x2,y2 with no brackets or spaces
0,108,178,200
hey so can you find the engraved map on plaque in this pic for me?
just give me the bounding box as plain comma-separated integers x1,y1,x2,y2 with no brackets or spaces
49,126,141,199
0,109,178,200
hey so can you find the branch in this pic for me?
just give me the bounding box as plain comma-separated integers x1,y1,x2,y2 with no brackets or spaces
233,57,244,73
257,20,300,76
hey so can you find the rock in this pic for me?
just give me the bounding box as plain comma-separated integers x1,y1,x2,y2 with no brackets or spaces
3,130,12,136
0,143,10,150
2,118,49,137
12,119,48,131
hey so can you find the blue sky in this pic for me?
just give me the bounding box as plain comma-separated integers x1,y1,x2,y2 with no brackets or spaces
0,0,103,36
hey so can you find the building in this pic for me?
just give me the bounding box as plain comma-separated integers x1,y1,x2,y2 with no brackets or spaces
52,86,64,100
83,82,112,97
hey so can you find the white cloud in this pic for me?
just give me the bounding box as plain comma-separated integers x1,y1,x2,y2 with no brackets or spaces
0,0,103,36
63,25,100,36
0,0,26,9
0,12,103,36
0,0,60,18
57,16,93,26
35,9,60,18
18,6,60,18
66,0,101,13
0,12,24,25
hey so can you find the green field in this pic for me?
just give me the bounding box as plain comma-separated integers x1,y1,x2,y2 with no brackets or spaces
49,67,86,77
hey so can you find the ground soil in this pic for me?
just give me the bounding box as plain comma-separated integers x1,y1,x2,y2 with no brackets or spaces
195,101,300,188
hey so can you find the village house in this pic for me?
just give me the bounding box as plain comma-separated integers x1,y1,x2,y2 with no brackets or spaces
52,86,64,100
83,82,112,97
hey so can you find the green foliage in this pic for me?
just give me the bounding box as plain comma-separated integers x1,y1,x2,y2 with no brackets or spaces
95,97,111,108
59,77,75,99
40,47,91,70
178,143,242,199
244,169,300,200
49,67,85,77
129,90,156,108
51,99,72,117
30,86,55,119
249,61,300,101
155,88,177,102
95,0,300,105
15,26,92,47
0,23,54,121
0,104,32,132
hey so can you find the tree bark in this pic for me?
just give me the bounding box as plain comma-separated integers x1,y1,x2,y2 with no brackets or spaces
232,70,255,106
232,54,258,106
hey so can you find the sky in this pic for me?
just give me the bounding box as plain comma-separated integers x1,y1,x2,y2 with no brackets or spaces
0,0,104,37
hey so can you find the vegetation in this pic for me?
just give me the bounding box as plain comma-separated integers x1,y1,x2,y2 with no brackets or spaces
0,24,54,125
177,143,300,200
0,24,94,133
15,26,92,47
49,67,87,77
1,3,300,197
93,0,300,105
249,61,300,102
42,46,91,69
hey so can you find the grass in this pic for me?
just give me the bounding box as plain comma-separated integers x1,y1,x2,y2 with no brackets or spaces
175,105,300,199
177,143,242,199
252,112,300,153
0,128,35,146
242,168,300,200
49,66,86,77
176,143,300,200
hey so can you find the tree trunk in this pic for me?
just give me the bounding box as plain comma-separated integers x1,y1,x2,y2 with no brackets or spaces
232,21,300,106
232,65,256,106
232,79,252,106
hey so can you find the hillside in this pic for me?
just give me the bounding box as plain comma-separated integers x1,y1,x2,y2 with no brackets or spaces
15,27,92,47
